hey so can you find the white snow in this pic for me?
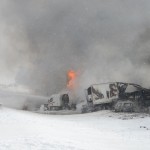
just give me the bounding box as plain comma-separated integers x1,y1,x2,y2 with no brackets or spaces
0,106,150,150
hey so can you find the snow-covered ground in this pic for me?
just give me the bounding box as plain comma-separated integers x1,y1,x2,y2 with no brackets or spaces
0,106,150,150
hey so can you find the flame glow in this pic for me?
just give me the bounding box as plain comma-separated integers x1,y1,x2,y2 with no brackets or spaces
67,70,76,90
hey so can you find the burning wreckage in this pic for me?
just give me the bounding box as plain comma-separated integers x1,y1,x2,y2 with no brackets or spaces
39,70,77,113
39,71,150,113
40,92,76,111
83,82,150,113
39,82,150,113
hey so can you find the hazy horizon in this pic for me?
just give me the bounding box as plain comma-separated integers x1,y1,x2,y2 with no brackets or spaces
0,0,150,97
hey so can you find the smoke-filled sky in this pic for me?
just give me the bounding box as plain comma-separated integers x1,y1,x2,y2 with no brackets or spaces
0,0,150,96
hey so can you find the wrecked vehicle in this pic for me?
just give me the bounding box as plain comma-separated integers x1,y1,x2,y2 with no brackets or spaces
39,82,150,114
83,82,150,112
114,100,135,112
40,93,76,111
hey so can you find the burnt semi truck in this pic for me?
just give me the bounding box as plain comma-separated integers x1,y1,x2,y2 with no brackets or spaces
39,82,150,113
83,82,150,112
40,92,76,111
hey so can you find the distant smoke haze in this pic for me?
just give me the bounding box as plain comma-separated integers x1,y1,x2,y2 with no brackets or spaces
0,0,150,99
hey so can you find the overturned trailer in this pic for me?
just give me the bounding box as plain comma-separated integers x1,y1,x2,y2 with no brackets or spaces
84,82,150,112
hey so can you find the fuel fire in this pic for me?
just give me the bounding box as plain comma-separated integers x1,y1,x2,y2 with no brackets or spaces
67,70,76,90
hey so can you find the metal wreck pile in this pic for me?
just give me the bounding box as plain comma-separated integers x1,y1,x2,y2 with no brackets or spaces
39,82,150,114
38,69,150,114
83,82,150,113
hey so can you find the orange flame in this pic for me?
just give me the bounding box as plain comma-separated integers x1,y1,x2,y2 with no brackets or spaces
67,70,76,90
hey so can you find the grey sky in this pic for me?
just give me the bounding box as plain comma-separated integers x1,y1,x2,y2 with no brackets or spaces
0,0,150,96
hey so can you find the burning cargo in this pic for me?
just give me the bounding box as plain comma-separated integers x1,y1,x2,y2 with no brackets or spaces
84,82,150,113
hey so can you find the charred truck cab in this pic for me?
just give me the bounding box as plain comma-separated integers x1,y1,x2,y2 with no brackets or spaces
40,93,71,111
84,82,150,112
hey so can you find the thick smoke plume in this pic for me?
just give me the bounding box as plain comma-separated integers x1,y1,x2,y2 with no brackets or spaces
1,0,150,99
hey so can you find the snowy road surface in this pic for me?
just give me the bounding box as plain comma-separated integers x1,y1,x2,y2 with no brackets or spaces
0,108,150,150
